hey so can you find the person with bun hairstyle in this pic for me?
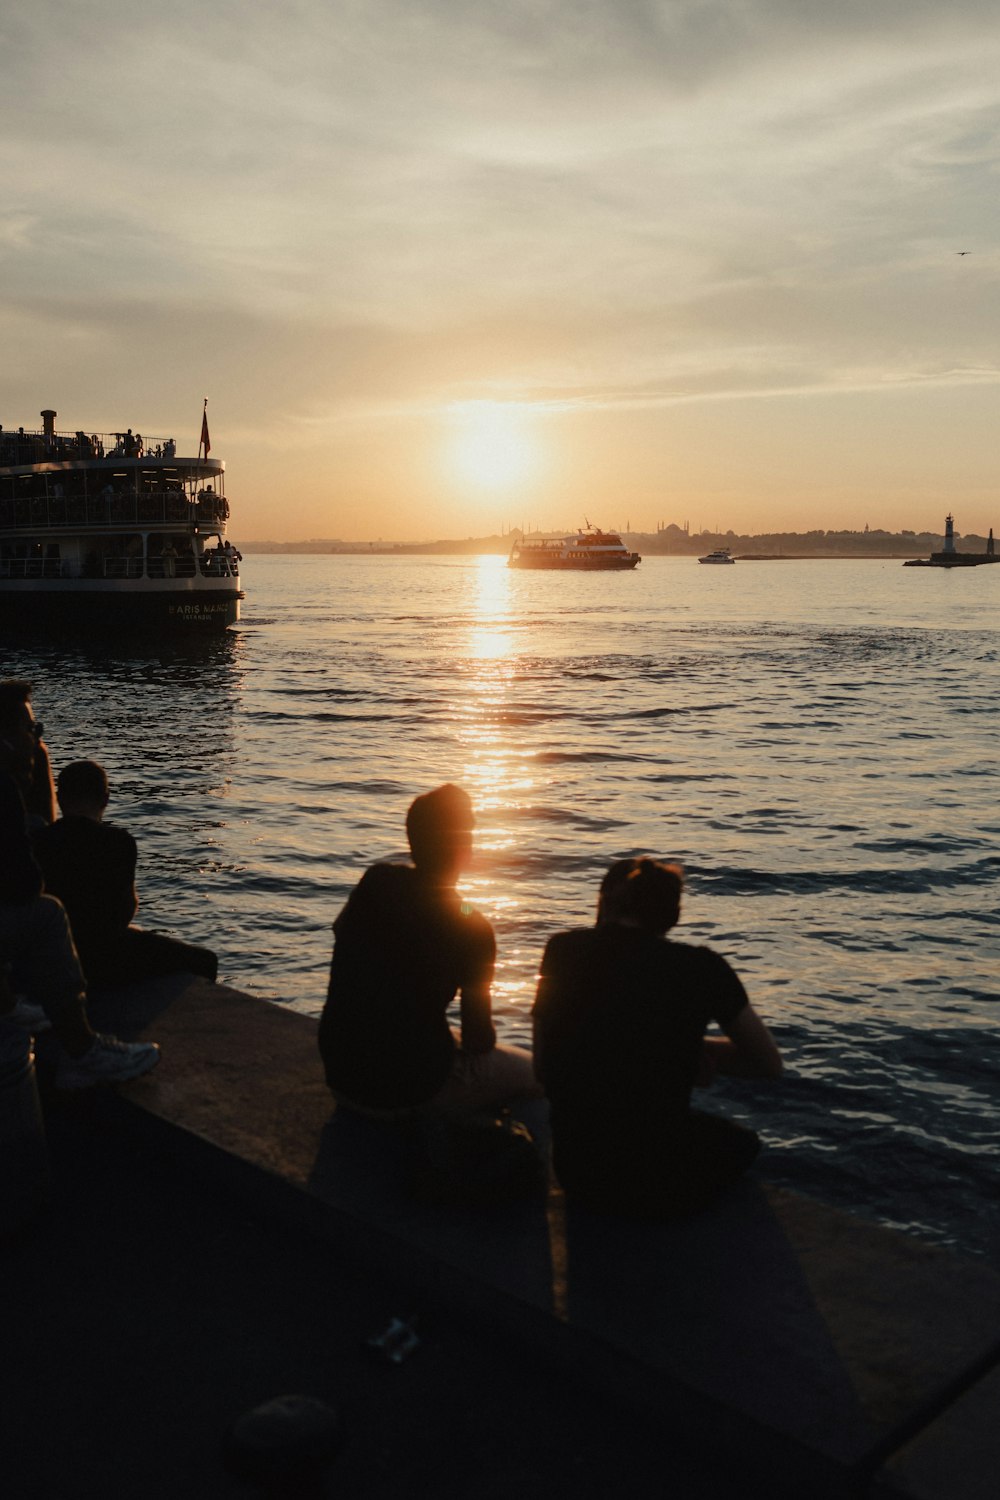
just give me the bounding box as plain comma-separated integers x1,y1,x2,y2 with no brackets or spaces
532,857,782,1218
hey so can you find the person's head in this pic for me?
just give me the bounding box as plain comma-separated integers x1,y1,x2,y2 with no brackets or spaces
405,783,475,880
597,857,684,935
57,760,110,819
0,679,39,774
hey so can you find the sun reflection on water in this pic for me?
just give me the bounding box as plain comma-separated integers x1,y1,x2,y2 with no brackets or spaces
465,552,516,662
458,557,530,839
455,556,539,1029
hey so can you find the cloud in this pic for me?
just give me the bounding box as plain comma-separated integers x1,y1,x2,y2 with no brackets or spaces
5,1,1000,534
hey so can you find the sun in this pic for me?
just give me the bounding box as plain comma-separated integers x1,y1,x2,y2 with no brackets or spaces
448,401,540,491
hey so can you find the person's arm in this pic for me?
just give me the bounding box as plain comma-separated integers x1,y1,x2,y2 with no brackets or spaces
25,739,56,825
458,979,497,1054
703,1004,783,1080
531,973,556,1085
531,936,570,1085
114,879,139,928
110,832,140,929
0,772,44,904
457,920,497,1055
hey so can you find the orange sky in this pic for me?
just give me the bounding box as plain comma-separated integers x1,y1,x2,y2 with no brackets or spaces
3,4,1000,541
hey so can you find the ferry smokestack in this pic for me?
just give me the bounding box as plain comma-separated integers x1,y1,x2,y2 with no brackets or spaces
41,409,56,440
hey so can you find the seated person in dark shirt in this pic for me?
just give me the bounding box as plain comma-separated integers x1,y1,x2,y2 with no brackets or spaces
0,676,56,826
33,759,218,988
319,784,540,1119
0,683,159,1088
532,857,782,1218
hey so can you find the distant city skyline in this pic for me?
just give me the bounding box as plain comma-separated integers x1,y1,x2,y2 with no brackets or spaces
3,3,1000,542
240,517,989,550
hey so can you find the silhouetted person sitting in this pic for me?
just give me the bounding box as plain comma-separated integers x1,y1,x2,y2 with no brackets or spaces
532,857,782,1219
0,684,159,1088
34,759,218,989
0,677,55,826
319,784,539,1119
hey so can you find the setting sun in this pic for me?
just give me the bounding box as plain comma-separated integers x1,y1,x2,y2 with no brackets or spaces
447,401,541,492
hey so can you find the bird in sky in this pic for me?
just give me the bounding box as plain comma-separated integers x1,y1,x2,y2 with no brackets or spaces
956,250,971,255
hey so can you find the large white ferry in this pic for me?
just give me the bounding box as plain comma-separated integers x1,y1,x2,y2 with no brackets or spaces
508,525,640,570
0,408,243,633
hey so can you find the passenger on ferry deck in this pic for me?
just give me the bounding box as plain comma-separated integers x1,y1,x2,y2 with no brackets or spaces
33,759,218,991
319,784,541,1121
532,857,783,1219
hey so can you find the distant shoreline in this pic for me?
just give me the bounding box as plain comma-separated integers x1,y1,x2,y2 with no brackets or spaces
243,548,936,560
240,533,987,562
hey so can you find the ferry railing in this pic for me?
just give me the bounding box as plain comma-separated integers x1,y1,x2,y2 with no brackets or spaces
103,558,145,579
0,493,230,532
147,556,198,580
200,557,239,578
0,558,64,579
0,554,235,582
0,430,179,464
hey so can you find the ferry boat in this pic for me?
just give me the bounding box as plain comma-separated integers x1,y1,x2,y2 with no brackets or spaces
0,408,243,632
698,547,735,565
508,526,640,570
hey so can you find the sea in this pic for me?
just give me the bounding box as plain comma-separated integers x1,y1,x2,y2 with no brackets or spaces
9,553,999,1258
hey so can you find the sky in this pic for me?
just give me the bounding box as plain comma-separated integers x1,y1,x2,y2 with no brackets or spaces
3,1,1000,542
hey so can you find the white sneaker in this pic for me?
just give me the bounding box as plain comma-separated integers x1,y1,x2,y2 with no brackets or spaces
55,1033,161,1090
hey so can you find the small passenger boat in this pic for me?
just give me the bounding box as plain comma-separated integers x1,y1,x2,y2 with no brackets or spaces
698,548,736,565
508,526,640,570
0,407,243,632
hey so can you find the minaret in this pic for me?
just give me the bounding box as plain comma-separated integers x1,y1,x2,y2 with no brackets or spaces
988,528,995,558
943,513,956,554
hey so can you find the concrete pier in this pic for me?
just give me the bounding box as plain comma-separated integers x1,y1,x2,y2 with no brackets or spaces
8,975,1000,1498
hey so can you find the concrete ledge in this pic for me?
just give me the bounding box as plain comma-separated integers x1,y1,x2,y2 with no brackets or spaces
873,1365,1000,1500
98,977,1000,1498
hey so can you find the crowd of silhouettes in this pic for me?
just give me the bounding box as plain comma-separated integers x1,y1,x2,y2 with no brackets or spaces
2,678,781,1214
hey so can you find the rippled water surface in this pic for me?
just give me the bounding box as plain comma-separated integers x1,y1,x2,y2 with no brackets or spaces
11,554,999,1255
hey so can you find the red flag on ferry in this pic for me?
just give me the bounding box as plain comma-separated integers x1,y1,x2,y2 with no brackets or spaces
200,402,211,457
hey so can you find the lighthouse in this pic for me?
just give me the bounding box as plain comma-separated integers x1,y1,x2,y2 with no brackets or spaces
904,511,1000,566
942,513,956,554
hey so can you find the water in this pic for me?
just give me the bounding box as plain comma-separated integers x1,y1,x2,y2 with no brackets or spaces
9,554,999,1256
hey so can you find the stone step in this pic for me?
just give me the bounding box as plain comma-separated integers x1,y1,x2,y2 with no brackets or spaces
92,975,1000,1499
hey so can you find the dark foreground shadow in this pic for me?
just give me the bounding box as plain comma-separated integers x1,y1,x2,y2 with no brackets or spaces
307,1098,561,1309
